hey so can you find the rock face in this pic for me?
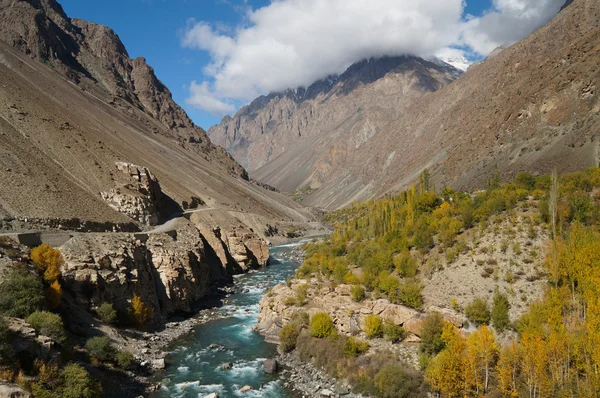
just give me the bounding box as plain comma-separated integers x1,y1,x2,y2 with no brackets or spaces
0,384,31,398
0,0,322,233
100,162,175,226
209,56,458,174
212,0,600,210
59,218,269,324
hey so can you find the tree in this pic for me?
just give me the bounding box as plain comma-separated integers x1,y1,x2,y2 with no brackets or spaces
497,340,521,398
279,323,300,352
85,336,114,363
426,324,466,397
59,363,101,398
492,290,511,332
420,312,446,355
46,280,62,310
465,297,491,326
130,294,153,330
0,269,45,317
31,244,63,283
465,325,498,394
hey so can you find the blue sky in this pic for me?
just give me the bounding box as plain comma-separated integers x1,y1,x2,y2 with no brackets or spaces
58,0,561,129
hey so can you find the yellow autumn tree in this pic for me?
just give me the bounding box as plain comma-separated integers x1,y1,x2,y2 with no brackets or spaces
497,340,520,398
465,325,498,395
130,294,153,330
520,333,549,398
426,324,466,397
45,280,62,310
31,244,63,283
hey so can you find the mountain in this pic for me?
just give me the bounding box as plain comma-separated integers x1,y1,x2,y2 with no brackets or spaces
208,56,460,172
0,0,322,237
212,0,600,209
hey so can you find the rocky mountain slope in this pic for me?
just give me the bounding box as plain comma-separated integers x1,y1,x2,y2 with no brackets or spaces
0,0,324,239
208,56,460,173
213,0,599,210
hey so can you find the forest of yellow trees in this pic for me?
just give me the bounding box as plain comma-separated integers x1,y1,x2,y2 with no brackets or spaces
297,168,600,397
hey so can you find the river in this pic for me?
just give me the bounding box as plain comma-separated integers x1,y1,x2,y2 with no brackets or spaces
152,240,309,398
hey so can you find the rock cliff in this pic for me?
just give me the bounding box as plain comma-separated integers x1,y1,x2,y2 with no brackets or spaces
59,218,270,325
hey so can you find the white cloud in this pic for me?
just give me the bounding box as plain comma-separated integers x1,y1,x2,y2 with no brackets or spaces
186,81,236,116
182,0,566,115
461,0,565,54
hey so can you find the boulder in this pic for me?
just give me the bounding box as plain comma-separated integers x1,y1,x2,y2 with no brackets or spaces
320,389,334,397
151,358,165,370
220,362,233,370
239,385,252,392
204,394,219,398
0,384,31,398
263,358,278,374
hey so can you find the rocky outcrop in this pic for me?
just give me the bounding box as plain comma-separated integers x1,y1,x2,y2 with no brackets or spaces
257,280,465,344
100,162,174,226
59,219,270,324
0,383,31,398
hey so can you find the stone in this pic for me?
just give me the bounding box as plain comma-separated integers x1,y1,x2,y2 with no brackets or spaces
0,384,31,398
239,385,252,392
151,358,165,370
263,358,278,374
320,389,334,397
220,362,233,370
204,394,219,398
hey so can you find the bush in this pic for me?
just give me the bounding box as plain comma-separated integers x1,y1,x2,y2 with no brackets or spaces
116,350,135,370
382,320,405,343
420,312,445,355
279,323,301,352
374,364,424,398
0,316,11,361
97,303,117,324
350,285,366,302
85,336,114,363
31,244,63,283
59,363,101,398
393,251,418,277
492,291,511,332
464,297,491,326
343,336,370,357
0,269,45,318
130,294,153,330
26,311,67,344
363,314,383,338
310,313,335,338
396,279,424,309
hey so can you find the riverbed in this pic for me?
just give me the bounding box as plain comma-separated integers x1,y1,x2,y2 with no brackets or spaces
152,241,308,398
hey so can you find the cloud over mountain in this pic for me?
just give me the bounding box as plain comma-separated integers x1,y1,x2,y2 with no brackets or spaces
182,0,565,115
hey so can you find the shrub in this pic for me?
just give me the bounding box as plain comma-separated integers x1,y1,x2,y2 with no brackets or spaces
85,336,114,363
492,291,511,332
279,323,301,352
96,303,117,324
513,242,522,255
382,320,405,343
464,297,491,326
130,294,153,330
420,312,445,355
394,251,418,277
342,336,370,357
0,316,11,361
350,285,366,302
26,311,67,344
396,279,424,309
295,284,309,306
374,364,424,398
0,269,45,318
310,313,335,338
116,350,135,370
59,363,101,398
31,244,63,283
363,314,383,338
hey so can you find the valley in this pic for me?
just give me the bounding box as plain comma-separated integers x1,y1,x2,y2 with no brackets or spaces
0,0,598,397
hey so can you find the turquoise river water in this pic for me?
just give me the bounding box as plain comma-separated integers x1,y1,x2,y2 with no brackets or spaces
153,241,308,398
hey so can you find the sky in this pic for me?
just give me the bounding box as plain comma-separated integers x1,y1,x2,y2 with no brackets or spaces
59,0,565,129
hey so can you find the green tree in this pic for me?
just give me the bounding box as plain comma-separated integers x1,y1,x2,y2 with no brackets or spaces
363,314,383,338
420,312,446,355
491,291,511,332
85,336,114,363
465,297,491,326
96,303,117,324
0,269,45,317
279,323,300,352
26,311,67,344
